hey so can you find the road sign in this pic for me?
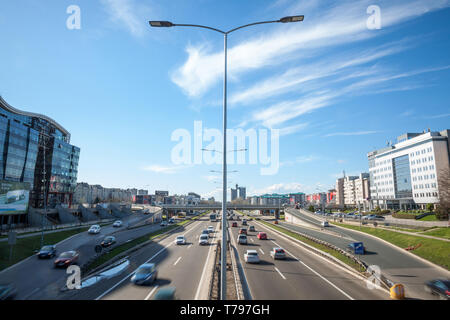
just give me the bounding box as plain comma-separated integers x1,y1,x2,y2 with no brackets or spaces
8,231,17,245
94,245,102,254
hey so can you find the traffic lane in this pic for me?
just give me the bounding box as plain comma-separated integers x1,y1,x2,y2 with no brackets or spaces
101,217,215,300
250,223,388,300
230,224,353,300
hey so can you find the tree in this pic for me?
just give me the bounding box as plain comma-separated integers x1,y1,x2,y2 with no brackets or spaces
308,205,315,212
426,203,434,212
436,167,450,221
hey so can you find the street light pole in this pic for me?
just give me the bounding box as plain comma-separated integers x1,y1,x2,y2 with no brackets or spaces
149,15,304,300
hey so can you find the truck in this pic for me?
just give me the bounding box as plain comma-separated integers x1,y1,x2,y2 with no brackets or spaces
209,213,217,222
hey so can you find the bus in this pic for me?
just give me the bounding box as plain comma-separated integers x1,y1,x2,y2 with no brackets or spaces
209,213,217,222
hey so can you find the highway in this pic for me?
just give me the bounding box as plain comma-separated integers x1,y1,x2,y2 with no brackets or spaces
251,208,450,300
0,210,162,299
59,215,219,300
228,214,388,300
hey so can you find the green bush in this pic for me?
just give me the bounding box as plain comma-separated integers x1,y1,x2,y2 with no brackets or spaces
393,212,417,219
426,203,434,212
308,205,315,212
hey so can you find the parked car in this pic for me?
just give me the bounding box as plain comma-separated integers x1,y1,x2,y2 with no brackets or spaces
131,263,157,285
54,251,79,268
363,214,375,220
424,279,450,300
199,234,209,245
113,220,122,228
248,225,256,232
239,228,247,235
231,222,238,227
237,234,247,245
373,215,385,221
37,245,56,259
101,236,116,248
175,235,186,245
270,247,286,260
244,250,260,263
0,284,17,300
168,218,175,224
257,232,267,240
88,225,101,234
321,221,329,227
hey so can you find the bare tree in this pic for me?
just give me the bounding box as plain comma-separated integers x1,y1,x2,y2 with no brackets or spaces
436,167,450,221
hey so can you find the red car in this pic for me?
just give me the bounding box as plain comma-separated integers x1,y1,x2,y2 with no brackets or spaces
239,228,247,235
54,250,79,268
257,232,267,240
232,222,238,227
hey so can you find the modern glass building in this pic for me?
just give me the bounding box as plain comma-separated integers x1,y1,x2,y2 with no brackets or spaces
0,96,80,225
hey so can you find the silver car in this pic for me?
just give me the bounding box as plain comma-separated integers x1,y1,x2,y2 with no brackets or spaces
130,263,157,285
237,234,247,245
270,247,286,260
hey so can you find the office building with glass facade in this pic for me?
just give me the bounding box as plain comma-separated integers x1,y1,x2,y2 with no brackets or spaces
0,96,80,225
367,130,450,210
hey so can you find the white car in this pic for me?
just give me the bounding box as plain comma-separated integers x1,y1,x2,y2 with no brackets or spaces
321,221,329,227
244,250,260,263
199,234,209,245
113,220,122,228
207,226,214,233
237,234,247,245
175,235,186,245
88,225,101,234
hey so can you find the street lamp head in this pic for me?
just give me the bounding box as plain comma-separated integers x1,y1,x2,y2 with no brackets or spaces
149,21,174,27
279,15,304,23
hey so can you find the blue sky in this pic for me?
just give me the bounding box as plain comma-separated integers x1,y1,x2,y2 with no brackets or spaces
0,0,449,200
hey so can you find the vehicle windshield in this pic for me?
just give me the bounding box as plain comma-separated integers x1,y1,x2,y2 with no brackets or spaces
41,246,53,251
59,252,74,258
200,235,208,239
247,252,257,256
136,267,152,275
177,236,184,240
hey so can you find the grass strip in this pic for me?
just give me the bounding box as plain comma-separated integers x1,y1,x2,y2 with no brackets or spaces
0,227,90,271
421,227,450,240
333,222,450,270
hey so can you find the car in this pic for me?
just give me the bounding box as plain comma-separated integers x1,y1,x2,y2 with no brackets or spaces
373,215,385,221
168,218,175,224
113,220,122,227
244,250,260,263
248,225,256,232
160,220,168,226
54,250,79,268
37,245,56,258
232,222,238,227
175,235,186,245
424,279,450,300
270,247,286,260
199,234,209,245
101,236,116,248
88,225,101,234
237,234,247,245
363,214,375,220
153,287,176,300
347,242,365,255
207,226,214,233
0,284,17,300
239,228,247,235
131,263,157,285
257,232,267,240
321,221,329,227
242,220,247,226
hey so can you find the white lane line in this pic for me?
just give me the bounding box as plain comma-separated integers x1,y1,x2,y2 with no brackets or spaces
23,287,40,300
173,257,182,266
274,267,286,280
144,285,159,300
259,248,264,255
95,217,204,300
187,244,192,249
271,240,354,300
250,238,254,242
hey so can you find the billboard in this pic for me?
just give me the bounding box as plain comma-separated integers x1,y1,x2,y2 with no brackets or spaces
0,181,31,215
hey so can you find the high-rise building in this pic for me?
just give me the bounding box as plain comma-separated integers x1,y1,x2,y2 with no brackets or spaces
367,129,450,210
0,97,80,226
238,186,246,200
335,177,345,207
230,186,238,201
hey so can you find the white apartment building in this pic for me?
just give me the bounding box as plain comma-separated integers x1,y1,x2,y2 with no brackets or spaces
341,173,370,207
367,130,450,210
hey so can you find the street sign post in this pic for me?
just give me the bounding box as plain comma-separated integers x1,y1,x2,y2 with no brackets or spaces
8,231,17,262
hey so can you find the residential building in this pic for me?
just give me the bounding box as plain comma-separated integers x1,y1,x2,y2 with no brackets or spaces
367,129,450,210
335,178,345,207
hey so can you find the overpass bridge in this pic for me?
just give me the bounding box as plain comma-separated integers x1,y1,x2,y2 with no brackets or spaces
159,204,283,217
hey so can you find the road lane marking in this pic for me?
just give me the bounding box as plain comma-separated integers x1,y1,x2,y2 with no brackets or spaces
187,244,192,249
95,217,204,300
259,248,264,255
274,267,286,280
250,238,254,242
271,240,354,300
173,257,182,266
144,285,159,300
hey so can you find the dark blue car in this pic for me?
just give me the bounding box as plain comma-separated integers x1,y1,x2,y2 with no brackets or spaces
37,245,57,259
347,242,365,255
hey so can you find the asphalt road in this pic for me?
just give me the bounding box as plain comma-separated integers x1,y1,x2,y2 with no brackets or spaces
60,215,219,300
253,209,450,300
0,210,161,300
229,214,388,300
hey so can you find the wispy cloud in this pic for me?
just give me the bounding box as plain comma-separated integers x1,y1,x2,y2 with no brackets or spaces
424,113,450,119
142,164,191,174
324,131,378,137
101,0,151,37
